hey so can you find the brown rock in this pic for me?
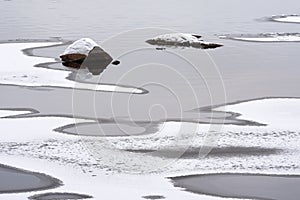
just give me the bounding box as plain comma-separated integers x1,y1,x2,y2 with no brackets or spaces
60,54,86,63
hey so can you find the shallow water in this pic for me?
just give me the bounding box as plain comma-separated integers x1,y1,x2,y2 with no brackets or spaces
171,173,300,200
28,192,92,200
0,164,61,193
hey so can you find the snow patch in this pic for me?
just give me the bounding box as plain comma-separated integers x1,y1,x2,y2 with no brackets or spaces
0,110,32,118
216,98,300,131
61,38,99,56
271,15,300,23
150,33,202,44
220,33,300,42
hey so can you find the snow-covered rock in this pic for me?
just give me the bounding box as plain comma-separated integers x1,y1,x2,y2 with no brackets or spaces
146,33,223,49
61,38,99,56
60,38,99,68
60,38,120,74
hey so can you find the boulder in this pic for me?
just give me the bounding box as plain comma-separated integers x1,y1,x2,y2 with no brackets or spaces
146,33,223,49
60,38,120,74
60,38,99,68
191,41,223,49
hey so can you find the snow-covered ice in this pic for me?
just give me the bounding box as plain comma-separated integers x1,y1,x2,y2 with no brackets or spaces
234,36,300,42
216,98,300,130
0,42,144,94
271,15,300,23
220,33,300,42
0,110,212,200
0,97,300,199
0,110,32,118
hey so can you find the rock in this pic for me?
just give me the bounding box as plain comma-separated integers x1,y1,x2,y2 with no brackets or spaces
60,53,86,65
62,60,82,68
146,33,223,49
155,47,166,51
60,38,120,74
191,41,223,49
191,34,202,39
111,60,121,65
60,38,99,67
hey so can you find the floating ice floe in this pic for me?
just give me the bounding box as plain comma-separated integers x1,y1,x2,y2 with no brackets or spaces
271,14,300,23
220,33,300,42
146,33,223,49
0,42,143,93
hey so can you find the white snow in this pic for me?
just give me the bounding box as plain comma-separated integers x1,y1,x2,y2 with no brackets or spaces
61,38,99,56
0,156,214,200
1,98,300,199
0,109,215,200
220,33,300,42
216,98,300,131
150,33,203,44
0,111,91,142
0,42,144,94
0,110,32,118
106,98,300,174
273,15,300,23
148,33,221,48
234,35,300,42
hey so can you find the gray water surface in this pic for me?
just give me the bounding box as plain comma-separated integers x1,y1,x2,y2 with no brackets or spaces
28,192,92,200
0,164,61,194
171,173,300,200
1,1,300,199
1,0,300,40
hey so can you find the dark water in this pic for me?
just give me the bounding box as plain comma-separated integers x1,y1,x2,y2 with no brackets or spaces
28,192,92,200
171,173,300,200
0,164,61,193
